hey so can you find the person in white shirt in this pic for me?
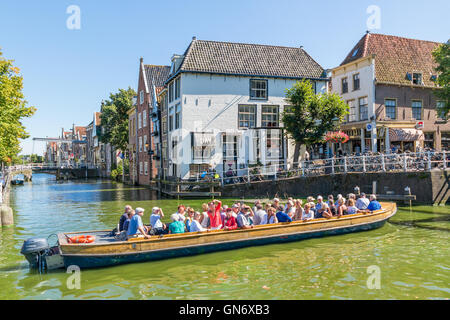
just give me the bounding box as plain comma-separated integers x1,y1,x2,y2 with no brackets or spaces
189,212,207,233
173,205,186,222
253,204,268,225
149,207,166,235
302,203,314,221
356,193,370,210
199,203,210,228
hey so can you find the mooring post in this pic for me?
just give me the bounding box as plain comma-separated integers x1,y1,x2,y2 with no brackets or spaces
381,154,386,172
344,156,348,173
403,153,407,172
427,151,432,171
362,155,366,172
247,167,250,184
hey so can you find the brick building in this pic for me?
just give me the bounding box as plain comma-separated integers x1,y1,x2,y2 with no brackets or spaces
135,58,170,185
331,32,449,153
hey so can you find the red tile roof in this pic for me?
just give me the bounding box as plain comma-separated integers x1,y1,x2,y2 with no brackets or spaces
341,33,441,87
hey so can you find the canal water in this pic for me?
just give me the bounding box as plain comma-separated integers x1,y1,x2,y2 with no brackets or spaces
0,173,448,300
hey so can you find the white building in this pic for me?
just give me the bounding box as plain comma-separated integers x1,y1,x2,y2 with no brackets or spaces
161,38,328,179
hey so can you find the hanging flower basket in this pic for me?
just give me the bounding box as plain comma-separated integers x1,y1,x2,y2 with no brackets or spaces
325,131,349,144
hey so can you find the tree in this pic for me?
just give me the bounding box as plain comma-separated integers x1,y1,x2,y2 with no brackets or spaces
0,48,36,165
282,80,348,163
432,40,450,119
99,87,136,151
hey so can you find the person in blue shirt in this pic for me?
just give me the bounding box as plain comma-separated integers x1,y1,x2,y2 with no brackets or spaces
276,206,292,223
365,194,382,212
127,207,151,239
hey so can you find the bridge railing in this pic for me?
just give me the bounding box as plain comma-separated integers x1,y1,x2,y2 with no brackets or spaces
5,163,101,171
189,151,449,186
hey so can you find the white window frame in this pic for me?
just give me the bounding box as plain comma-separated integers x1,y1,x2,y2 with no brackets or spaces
144,161,148,176
143,110,147,127
140,90,144,105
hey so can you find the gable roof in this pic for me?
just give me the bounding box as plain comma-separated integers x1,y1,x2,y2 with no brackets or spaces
144,65,171,89
341,32,441,87
143,65,170,106
171,39,326,80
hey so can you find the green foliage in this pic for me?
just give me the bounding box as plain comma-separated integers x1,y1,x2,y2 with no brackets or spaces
110,162,124,181
282,80,349,146
432,40,450,119
0,48,36,164
99,87,136,151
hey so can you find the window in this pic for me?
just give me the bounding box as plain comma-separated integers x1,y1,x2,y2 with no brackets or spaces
347,100,357,122
342,78,348,94
190,164,210,177
169,107,174,131
175,77,180,100
143,135,147,152
162,116,167,134
139,161,143,175
238,104,256,128
353,74,360,91
142,110,147,127
437,101,447,119
140,90,144,105
144,161,148,176
175,104,181,129
412,73,423,85
169,82,174,103
424,132,434,149
223,135,238,159
138,136,142,152
412,100,422,120
385,99,396,120
250,79,268,99
261,105,279,127
138,112,142,129
192,133,215,161
359,97,368,121
266,129,282,159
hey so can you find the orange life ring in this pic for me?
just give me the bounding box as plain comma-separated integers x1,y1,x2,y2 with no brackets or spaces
69,235,95,244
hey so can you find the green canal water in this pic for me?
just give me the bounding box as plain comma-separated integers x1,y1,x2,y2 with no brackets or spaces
0,173,449,300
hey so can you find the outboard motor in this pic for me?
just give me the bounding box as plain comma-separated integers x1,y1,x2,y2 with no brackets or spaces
21,238,50,270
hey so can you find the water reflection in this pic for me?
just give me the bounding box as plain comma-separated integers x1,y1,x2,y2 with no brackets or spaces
1,173,449,300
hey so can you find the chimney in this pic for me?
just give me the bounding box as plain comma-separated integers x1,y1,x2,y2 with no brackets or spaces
140,57,143,63
192,36,197,41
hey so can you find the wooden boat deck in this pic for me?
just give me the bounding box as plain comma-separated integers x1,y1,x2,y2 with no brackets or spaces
58,202,396,253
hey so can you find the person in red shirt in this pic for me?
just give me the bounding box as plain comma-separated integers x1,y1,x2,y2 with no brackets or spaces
222,208,237,230
207,199,222,230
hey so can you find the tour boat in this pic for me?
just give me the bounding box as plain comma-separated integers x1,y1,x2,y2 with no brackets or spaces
21,202,397,270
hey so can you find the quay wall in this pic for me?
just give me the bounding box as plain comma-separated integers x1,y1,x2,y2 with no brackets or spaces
217,169,450,205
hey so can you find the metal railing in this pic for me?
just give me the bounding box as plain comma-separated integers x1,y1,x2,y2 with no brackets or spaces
189,151,449,186
5,163,100,172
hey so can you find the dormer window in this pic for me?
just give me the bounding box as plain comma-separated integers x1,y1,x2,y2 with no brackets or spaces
412,73,422,85
352,48,359,57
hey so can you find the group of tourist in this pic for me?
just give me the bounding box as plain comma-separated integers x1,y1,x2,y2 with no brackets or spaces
116,193,382,240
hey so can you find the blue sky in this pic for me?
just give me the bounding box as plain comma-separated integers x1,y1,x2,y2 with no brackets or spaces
0,0,449,155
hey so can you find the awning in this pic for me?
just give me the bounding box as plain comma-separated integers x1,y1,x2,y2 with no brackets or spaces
389,128,424,142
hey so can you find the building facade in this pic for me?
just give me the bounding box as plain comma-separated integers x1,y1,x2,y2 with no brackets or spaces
331,32,449,153
135,59,171,185
160,38,328,180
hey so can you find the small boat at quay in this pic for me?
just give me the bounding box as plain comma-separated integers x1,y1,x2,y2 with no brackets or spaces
11,179,24,186
21,202,397,270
